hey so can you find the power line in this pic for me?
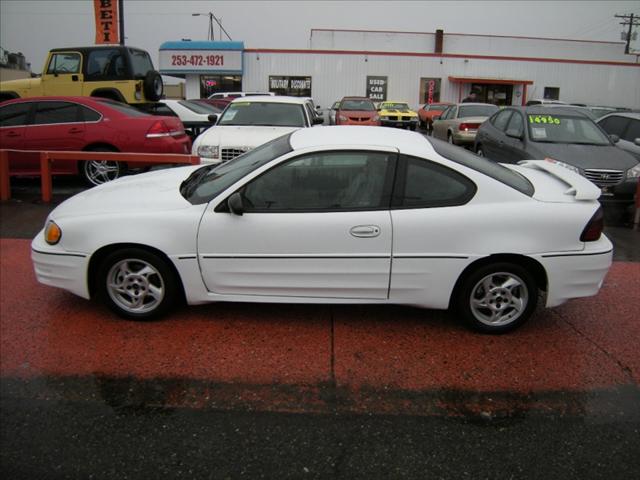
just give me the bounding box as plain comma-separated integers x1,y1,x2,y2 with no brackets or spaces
615,13,640,54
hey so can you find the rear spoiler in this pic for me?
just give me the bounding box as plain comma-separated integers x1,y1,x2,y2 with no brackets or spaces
518,160,601,201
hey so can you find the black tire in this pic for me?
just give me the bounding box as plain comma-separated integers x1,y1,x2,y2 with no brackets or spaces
97,248,179,320
447,133,455,145
80,146,125,186
453,262,538,334
143,70,163,101
409,124,417,131
476,145,485,157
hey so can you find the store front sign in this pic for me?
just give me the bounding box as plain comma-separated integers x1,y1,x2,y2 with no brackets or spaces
366,76,387,101
159,49,242,72
269,76,312,96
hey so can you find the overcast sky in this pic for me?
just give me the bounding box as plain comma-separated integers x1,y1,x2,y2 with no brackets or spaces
1,0,638,73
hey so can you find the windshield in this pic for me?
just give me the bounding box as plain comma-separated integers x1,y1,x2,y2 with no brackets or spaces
458,105,499,118
178,100,220,115
527,114,610,145
340,99,376,111
382,103,410,110
128,49,154,77
217,102,306,127
183,133,293,204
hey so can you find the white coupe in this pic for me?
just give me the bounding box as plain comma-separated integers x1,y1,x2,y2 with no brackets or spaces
32,127,612,333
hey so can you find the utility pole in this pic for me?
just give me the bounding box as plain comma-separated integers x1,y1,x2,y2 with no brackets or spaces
615,13,640,54
192,12,233,42
118,0,125,45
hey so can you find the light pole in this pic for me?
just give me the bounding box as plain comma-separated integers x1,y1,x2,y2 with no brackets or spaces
192,12,233,42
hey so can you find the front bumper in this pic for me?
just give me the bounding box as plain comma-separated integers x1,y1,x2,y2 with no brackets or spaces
597,178,638,204
381,119,418,128
31,231,91,300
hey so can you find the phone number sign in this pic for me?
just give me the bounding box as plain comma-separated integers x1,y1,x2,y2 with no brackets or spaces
159,49,242,73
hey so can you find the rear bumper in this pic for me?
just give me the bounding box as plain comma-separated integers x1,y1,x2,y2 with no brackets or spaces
535,235,613,308
452,131,478,145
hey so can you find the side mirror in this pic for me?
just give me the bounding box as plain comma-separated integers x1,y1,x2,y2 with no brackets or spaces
609,134,620,144
505,129,524,140
227,192,244,216
208,114,218,124
634,138,640,146
313,117,324,125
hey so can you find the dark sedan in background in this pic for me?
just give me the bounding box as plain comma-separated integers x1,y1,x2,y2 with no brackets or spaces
474,106,640,204
597,112,640,160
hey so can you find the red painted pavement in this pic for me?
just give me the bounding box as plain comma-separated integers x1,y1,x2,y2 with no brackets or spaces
1,238,639,401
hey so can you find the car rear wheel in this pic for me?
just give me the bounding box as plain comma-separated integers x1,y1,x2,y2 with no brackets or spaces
476,145,485,157
97,248,179,320
447,133,455,145
454,262,538,334
80,147,125,186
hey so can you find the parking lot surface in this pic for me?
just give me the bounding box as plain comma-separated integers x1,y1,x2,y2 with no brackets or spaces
1,181,639,479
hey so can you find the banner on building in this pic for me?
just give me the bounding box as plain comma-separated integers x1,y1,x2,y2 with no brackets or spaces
94,0,119,44
366,76,387,101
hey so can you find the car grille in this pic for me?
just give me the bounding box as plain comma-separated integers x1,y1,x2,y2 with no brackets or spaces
401,116,413,121
348,116,372,123
583,169,625,186
387,116,398,121
221,147,249,162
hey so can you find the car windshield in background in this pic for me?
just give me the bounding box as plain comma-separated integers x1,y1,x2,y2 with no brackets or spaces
96,99,149,117
430,137,534,197
341,100,376,111
183,133,294,204
382,103,410,110
129,48,154,78
179,100,219,115
217,102,306,127
458,105,499,117
527,114,610,145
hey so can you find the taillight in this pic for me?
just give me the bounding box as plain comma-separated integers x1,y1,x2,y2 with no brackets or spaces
459,123,480,131
146,120,171,138
580,206,604,242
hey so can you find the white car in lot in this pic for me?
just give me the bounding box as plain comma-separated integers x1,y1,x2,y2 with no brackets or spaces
193,96,324,163
158,99,220,124
32,127,612,333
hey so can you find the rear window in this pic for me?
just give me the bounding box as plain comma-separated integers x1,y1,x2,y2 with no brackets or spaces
429,137,534,197
458,105,499,118
95,99,149,117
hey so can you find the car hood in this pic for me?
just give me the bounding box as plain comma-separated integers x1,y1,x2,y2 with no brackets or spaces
530,143,638,171
380,108,417,116
1,77,41,89
194,125,299,150
50,166,202,219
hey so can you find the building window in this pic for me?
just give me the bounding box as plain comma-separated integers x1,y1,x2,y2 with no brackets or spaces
544,87,560,100
200,75,242,98
269,76,312,97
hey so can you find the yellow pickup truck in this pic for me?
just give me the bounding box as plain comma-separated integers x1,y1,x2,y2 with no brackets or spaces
0,45,163,104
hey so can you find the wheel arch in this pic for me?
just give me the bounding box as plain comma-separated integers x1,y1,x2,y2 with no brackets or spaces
0,91,20,102
90,88,126,103
87,242,187,303
448,253,548,309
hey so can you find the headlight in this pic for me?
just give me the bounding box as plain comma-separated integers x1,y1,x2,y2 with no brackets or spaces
339,115,348,122
44,220,62,245
626,163,640,179
373,115,380,121
197,145,219,159
544,157,581,175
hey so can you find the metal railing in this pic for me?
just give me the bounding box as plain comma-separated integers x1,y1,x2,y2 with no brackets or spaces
0,149,200,202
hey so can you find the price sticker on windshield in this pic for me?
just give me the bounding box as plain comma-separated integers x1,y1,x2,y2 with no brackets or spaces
528,115,561,125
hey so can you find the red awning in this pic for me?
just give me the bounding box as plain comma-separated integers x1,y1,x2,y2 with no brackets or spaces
448,76,533,85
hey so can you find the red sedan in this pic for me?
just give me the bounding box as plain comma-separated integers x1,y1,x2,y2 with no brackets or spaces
418,102,452,132
335,97,380,126
0,96,191,185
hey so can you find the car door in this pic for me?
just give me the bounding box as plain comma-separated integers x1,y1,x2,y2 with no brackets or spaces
478,109,512,161
500,110,528,163
433,106,453,140
0,102,36,173
42,52,84,97
197,148,397,299
24,101,86,174
389,154,478,307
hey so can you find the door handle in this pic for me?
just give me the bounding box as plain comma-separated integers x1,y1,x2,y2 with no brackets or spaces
6,131,20,137
68,128,83,134
350,225,381,238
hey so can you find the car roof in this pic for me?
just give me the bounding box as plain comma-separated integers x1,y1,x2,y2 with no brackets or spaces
598,111,640,120
454,103,497,107
507,105,595,117
2,96,106,105
289,125,436,157
340,96,373,101
228,95,308,105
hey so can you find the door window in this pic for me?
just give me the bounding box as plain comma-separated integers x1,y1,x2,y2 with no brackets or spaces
242,151,394,212
623,119,640,142
394,156,476,208
505,111,524,136
33,102,80,125
46,53,81,74
491,109,513,131
598,115,630,137
79,106,102,122
0,103,31,127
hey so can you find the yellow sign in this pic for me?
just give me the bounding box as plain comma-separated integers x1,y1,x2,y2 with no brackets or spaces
528,115,561,125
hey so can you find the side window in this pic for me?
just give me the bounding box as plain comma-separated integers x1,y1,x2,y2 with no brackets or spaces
491,110,513,132
598,116,630,137
33,102,80,125
395,156,476,208
304,104,315,125
242,151,394,212
622,119,640,142
79,106,101,122
86,49,126,78
505,111,524,136
46,53,81,74
0,103,31,127
439,107,451,120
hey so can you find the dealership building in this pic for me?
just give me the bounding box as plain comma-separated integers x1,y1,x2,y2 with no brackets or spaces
159,28,640,109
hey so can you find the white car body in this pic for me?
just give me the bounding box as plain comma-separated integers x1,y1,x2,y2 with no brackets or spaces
192,96,318,164
159,99,215,123
32,127,612,333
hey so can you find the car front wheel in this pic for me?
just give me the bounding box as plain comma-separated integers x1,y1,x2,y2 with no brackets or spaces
454,262,538,333
476,145,485,157
97,248,179,320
